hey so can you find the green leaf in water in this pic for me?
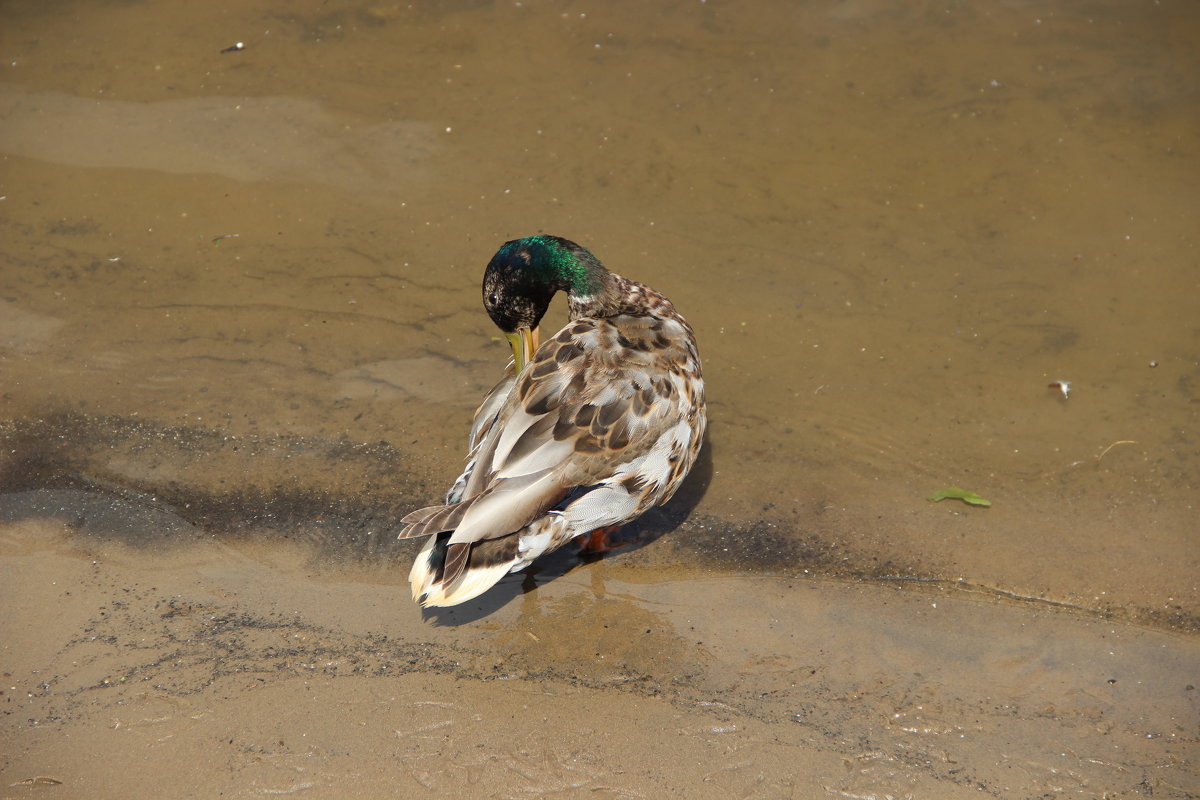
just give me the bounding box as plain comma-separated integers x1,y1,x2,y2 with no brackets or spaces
928,486,992,507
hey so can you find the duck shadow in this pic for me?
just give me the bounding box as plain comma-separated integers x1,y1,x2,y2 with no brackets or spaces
422,438,714,626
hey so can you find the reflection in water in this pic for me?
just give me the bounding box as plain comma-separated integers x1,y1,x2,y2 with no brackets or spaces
0,85,437,192
0,303,64,354
1,0,1197,796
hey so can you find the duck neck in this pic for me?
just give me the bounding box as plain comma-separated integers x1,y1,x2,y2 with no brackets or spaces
567,272,676,321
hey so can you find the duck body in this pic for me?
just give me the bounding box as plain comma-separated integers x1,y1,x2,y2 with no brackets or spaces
400,236,705,607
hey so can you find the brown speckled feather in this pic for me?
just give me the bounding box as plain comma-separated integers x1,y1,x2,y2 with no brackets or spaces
405,278,702,540
404,263,706,607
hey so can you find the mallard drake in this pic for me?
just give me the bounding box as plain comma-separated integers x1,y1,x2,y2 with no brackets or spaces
400,235,706,607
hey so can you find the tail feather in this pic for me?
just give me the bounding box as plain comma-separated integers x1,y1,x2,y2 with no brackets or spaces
400,505,441,527
441,541,470,586
398,495,484,540
408,534,523,607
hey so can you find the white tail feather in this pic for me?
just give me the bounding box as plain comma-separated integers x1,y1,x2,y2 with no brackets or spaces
407,535,522,608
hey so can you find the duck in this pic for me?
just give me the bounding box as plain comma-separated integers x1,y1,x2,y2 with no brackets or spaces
400,235,706,607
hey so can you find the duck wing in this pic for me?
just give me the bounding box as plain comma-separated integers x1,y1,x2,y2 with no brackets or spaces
441,365,516,505
401,313,704,592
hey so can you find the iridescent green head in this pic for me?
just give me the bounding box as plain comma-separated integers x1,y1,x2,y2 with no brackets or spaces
482,235,606,369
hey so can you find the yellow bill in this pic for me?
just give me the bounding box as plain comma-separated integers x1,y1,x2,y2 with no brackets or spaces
504,325,540,372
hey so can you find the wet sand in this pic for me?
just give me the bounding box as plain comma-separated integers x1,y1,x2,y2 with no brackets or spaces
3,510,1196,798
1,0,1197,797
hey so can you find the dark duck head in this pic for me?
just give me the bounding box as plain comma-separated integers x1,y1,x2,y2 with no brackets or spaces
482,235,615,370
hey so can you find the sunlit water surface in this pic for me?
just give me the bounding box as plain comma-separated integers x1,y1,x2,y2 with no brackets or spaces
1,1,1196,797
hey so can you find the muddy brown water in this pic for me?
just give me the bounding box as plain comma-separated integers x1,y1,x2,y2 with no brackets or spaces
1,1,1197,798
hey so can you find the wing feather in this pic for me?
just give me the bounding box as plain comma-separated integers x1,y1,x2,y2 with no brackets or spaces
401,312,703,571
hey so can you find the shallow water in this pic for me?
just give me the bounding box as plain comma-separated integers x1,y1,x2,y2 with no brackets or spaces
1,0,1197,797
